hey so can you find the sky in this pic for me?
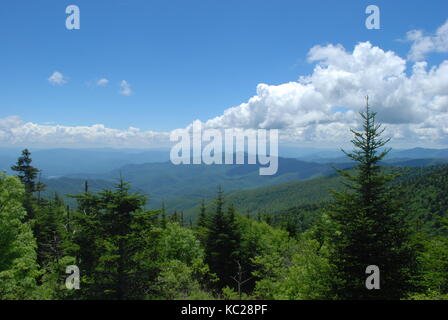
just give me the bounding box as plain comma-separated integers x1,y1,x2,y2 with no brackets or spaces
0,0,447,149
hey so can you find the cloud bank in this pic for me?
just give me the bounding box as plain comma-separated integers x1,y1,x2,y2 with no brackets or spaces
0,116,169,148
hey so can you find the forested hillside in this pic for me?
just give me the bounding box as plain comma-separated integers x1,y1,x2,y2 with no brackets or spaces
42,158,354,210
187,165,448,225
41,156,448,213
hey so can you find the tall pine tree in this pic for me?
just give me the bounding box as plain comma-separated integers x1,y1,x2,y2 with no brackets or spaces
11,149,44,220
205,186,241,290
72,179,158,299
326,97,416,300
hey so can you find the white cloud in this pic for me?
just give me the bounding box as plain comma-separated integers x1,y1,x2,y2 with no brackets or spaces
119,80,132,96
406,20,448,61
201,40,448,147
96,78,109,86
48,71,67,86
0,116,170,148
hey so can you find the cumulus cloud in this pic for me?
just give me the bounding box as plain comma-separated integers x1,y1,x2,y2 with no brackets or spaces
201,40,448,147
96,78,109,86
0,116,170,148
48,71,67,86
119,80,132,96
407,20,448,61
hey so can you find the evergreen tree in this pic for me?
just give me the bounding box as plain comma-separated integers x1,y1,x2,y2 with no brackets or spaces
10,150,72,298
70,182,102,296
197,200,208,228
72,179,157,299
172,210,179,223
195,200,209,246
33,195,66,269
11,149,44,220
205,187,241,290
11,149,39,194
326,97,416,299
99,179,144,299
160,201,167,228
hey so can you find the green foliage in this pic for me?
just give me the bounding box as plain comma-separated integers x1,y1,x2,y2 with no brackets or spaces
205,188,242,291
221,286,252,300
10,149,42,195
250,223,332,300
153,259,211,300
413,235,448,295
158,222,205,264
10,149,45,220
0,174,40,299
325,99,417,299
195,200,209,245
186,174,343,220
137,222,214,299
397,166,448,235
71,179,156,299
34,196,67,267
406,290,448,300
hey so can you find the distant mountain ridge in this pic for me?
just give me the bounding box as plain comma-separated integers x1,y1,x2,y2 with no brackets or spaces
2,146,447,176
2,146,446,212
43,157,355,210
41,155,448,213
0,148,171,177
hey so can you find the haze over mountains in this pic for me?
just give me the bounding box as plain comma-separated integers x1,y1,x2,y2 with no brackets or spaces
2,147,447,176
2,147,447,214
0,148,170,177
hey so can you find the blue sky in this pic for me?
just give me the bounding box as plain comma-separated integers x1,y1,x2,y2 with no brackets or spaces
0,0,447,148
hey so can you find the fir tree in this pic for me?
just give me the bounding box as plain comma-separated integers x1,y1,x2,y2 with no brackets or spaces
326,97,416,299
205,187,241,290
11,149,44,220
197,199,208,228
160,201,167,228
11,149,39,194
195,200,209,246
72,179,157,299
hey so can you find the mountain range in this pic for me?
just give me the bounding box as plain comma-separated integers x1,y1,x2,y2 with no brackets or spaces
2,147,447,215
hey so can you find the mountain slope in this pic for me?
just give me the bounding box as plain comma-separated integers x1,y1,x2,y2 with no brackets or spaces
185,164,448,226
58,157,355,210
37,150,448,213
